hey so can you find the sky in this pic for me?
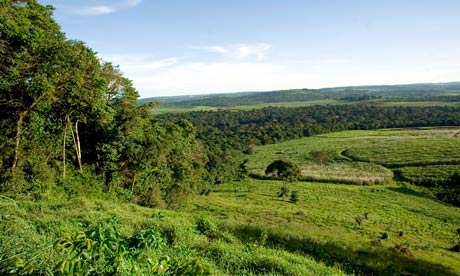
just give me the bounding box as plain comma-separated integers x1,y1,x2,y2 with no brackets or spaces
39,0,460,98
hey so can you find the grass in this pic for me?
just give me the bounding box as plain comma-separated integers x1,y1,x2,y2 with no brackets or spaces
151,100,347,114
2,179,460,275
229,99,347,110
382,101,460,107
396,165,460,185
3,127,460,275
151,106,220,114
193,179,460,275
150,100,460,114
247,127,460,184
344,138,460,166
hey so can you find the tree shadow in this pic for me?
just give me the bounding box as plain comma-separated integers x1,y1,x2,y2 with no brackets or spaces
224,224,458,276
386,186,438,201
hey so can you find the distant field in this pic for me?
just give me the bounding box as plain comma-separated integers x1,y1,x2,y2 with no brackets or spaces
229,99,346,110
383,101,460,107
397,165,460,185
151,105,220,114
151,99,346,114
247,127,460,184
151,100,460,114
345,138,460,166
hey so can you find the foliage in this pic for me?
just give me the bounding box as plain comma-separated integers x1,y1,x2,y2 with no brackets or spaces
0,0,208,207
161,106,460,151
397,167,460,206
434,173,460,207
6,213,212,275
289,190,299,203
277,183,290,197
265,159,301,181
310,150,335,166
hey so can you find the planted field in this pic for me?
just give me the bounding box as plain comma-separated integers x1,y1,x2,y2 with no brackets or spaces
344,138,460,166
383,101,460,107
396,165,460,186
247,127,460,184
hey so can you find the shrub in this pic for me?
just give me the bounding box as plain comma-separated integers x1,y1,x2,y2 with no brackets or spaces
450,242,460,252
265,160,301,181
277,183,290,197
390,244,413,256
289,191,299,204
196,217,219,239
309,150,335,166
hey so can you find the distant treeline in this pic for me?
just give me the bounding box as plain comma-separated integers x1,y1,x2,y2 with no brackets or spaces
142,82,460,108
160,105,460,149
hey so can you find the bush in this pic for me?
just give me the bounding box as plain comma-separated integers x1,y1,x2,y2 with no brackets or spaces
277,183,290,197
196,217,219,239
265,160,301,181
289,191,299,203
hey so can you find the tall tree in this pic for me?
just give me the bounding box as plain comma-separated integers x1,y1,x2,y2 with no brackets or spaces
0,0,67,172
52,41,109,178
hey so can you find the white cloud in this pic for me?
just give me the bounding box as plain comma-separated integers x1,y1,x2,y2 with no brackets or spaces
124,0,142,6
79,5,115,15
197,46,228,55
74,0,142,16
194,43,272,61
319,58,351,64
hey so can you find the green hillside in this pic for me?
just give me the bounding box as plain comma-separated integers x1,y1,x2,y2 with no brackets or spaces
141,82,460,113
3,128,460,275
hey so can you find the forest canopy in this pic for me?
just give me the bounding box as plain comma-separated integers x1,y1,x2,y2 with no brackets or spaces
0,0,212,207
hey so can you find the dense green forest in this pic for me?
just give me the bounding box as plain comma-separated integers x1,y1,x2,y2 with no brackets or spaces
160,105,460,149
0,0,214,207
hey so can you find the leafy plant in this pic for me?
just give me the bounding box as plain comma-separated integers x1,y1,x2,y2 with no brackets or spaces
277,183,290,197
265,159,301,181
289,190,299,203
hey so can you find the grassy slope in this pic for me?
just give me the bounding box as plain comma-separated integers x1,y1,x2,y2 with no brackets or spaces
196,180,460,275
2,128,460,275
2,179,459,275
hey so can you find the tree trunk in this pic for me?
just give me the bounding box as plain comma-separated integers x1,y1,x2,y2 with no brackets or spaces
131,174,137,194
11,112,24,172
62,113,70,180
71,121,82,172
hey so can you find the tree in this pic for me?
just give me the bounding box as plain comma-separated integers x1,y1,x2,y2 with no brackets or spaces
0,0,68,173
52,41,109,179
265,159,301,181
310,150,335,166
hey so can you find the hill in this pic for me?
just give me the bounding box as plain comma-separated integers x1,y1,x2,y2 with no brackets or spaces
2,128,460,275
140,82,460,113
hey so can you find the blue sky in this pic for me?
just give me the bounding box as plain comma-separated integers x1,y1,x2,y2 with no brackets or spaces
39,0,460,98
